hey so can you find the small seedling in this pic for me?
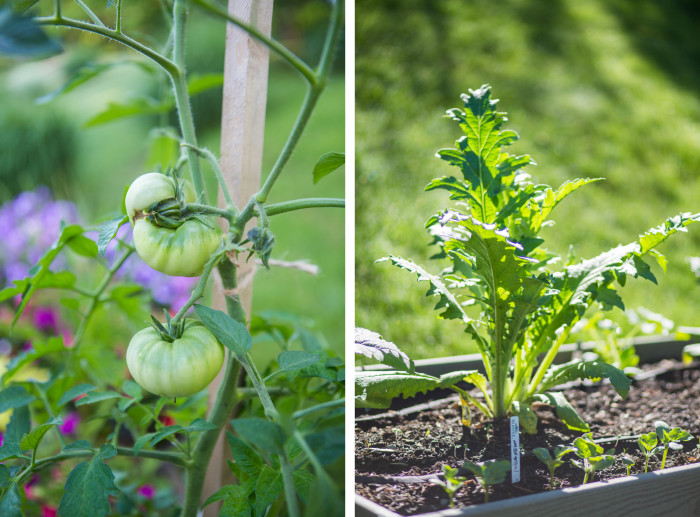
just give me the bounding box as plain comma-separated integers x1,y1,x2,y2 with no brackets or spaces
619,453,635,476
638,431,659,473
432,465,467,509
462,459,511,503
570,433,616,484
533,446,574,488
654,421,693,470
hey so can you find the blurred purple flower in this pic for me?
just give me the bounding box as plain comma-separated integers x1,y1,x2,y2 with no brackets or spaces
58,412,80,435
137,484,156,499
33,307,58,331
0,432,3,447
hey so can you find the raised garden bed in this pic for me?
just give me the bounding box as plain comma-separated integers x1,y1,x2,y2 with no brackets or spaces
355,337,700,517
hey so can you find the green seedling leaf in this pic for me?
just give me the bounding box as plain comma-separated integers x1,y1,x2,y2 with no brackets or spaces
195,305,252,356
232,418,286,456
226,432,264,478
462,459,510,502
20,416,62,453
58,444,119,517
97,215,129,256
58,384,97,408
354,327,414,373
313,151,345,183
0,7,61,56
277,350,321,372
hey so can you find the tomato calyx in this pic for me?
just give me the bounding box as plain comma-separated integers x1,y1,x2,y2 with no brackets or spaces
150,312,186,342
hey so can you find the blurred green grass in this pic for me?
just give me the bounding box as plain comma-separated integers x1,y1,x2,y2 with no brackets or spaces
356,0,700,359
0,5,344,356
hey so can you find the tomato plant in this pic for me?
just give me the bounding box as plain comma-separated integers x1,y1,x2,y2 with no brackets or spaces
0,2,345,517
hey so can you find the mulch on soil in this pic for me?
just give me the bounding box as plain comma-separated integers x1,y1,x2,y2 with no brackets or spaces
355,359,700,515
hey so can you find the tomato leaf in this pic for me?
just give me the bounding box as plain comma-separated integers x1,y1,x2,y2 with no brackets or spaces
74,391,122,407
202,484,253,516
63,440,93,451
187,73,224,95
149,425,183,447
20,416,62,454
0,406,30,461
58,384,97,409
183,418,218,433
277,350,321,372
195,305,252,356
226,432,263,478
67,234,98,258
0,7,61,57
312,151,344,183
58,444,119,517
0,483,22,517
84,97,172,127
2,337,66,387
97,215,128,256
254,464,283,516
0,385,35,413
354,327,414,373
232,418,286,456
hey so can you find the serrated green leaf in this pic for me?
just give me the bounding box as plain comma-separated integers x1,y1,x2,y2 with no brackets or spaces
254,465,283,517
74,391,121,407
195,305,252,356
227,432,263,478
20,416,62,453
63,440,93,451
534,392,590,432
84,97,171,127
540,360,631,398
58,384,97,408
58,444,119,517
149,425,183,447
354,327,414,373
277,350,321,372
232,418,286,456
97,215,128,257
0,385,35,413
0,7,62,57
305,427,345,466
293,469,315,501
203,484,252,516
183,418,218,433
0,483,22,517
355,370,475,409
312,152,345,183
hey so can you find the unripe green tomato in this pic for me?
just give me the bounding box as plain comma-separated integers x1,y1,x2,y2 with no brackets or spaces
133,217,221,276
126,172,220,276
125,173,192,223
126,321,225,398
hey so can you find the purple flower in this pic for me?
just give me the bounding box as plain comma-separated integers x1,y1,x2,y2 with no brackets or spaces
0,432,4,447
58,412,80,435
33,307,58,331
137,484,156,499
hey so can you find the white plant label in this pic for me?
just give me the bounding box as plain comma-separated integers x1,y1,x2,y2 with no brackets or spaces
510,416,521,483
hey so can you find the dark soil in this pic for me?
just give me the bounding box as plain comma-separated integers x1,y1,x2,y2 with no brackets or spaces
355,359,700,515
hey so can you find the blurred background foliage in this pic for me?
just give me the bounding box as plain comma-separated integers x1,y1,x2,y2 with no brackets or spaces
356,0,700,359
0,0,344,356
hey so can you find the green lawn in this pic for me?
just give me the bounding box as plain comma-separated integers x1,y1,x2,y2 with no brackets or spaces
356,0,700,359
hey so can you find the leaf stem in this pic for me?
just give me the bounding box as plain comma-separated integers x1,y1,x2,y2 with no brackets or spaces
36,16,177,75
190,0,316,84
73,0,105,27
264,198,345,217
292,398,344,420
180,144,236,211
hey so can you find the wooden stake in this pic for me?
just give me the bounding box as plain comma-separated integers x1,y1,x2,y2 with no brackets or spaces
203,0,273,513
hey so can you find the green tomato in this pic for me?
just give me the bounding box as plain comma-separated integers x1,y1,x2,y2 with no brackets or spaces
126,172,220,276
133,217,221,276
126,321,225,398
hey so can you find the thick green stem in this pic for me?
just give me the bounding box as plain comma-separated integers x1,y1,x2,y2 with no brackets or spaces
170,250,224,328
278,451,301,517
172,0,205,202
264,198,344,217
